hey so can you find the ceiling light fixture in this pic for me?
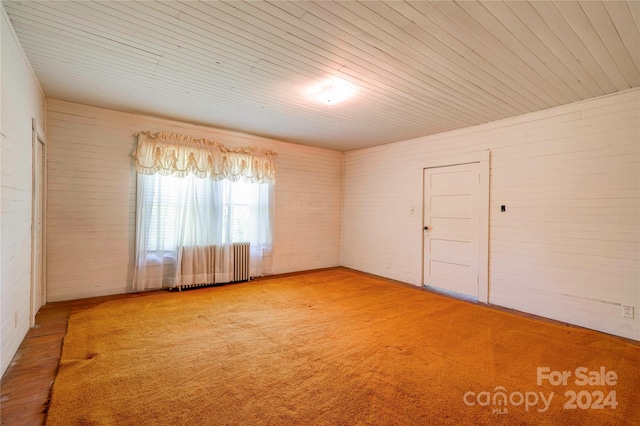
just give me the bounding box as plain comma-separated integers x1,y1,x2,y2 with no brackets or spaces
308,79,354,105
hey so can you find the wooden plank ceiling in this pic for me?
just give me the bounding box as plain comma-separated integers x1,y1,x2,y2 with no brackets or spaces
4,0,639,151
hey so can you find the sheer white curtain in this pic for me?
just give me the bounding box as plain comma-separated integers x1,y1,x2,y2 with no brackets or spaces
132,132,275,291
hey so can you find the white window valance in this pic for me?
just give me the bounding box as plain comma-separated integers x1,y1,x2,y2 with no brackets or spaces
133,131,277,183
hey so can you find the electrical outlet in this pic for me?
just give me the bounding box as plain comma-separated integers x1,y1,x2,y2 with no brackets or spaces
622,306,634,319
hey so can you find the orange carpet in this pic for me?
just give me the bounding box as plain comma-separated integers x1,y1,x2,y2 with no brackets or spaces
46,269,639,425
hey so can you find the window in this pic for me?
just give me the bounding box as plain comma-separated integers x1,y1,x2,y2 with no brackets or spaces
134,173,273,290
131,131,276,291
143,174,270,250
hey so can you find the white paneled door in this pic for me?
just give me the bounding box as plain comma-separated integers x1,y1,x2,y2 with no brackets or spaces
423,163,480,299
31,125,45,325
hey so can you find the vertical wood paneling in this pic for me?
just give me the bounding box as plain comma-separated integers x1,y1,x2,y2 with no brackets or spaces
342,88,640,340
45,99,342,302
0,7,45,377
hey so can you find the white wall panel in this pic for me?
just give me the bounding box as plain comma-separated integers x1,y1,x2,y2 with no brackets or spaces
343,88,640,340
0,7,46,377
45,99,342,302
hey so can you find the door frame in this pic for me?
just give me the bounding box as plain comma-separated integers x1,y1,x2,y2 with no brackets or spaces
30,118,47,326
418,151,490,303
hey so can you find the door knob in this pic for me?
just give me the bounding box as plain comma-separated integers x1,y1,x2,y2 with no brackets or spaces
424,226,429,231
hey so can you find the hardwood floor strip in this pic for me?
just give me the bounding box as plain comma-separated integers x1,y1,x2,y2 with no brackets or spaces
1,291,160,425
